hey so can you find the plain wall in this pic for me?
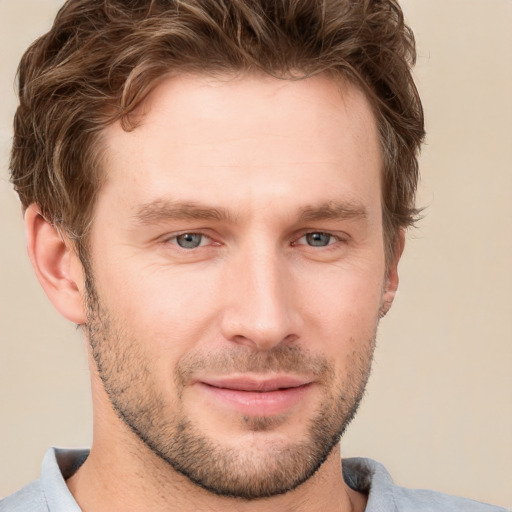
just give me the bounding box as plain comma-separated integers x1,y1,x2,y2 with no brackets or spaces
0,0,511,507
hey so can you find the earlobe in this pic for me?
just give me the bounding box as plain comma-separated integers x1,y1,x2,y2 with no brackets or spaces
380,229,405,318
25,204,87,324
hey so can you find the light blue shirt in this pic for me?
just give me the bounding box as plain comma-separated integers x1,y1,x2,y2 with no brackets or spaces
0,448,507,511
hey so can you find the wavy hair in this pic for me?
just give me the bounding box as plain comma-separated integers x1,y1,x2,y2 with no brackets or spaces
10,0,425,261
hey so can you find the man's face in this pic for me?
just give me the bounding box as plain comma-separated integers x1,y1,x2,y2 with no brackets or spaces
84,74,393,498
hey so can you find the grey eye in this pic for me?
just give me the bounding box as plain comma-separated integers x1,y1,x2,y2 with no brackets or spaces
176,233,203,249
305,232,333,247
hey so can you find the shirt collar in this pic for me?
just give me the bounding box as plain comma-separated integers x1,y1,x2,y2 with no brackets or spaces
40,447,88,512
40,447,397,511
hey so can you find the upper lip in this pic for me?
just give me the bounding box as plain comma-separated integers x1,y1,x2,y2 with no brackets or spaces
199,375,312,392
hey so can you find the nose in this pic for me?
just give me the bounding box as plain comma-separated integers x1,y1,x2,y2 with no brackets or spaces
219,245,301,351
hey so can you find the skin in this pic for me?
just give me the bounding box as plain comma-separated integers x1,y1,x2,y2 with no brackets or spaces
25,73,402,512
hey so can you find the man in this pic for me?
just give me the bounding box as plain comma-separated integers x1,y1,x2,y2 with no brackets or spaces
0,0,507,511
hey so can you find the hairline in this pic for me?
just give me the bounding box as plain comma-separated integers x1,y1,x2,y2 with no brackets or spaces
68,69,398,267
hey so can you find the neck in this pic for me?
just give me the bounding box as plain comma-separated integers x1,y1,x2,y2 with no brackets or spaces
68,374,367,512
66,436,366,512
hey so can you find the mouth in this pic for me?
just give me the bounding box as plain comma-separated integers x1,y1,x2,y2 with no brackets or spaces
195,375,313,417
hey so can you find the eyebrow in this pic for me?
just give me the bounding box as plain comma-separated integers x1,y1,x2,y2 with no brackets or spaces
133,200,235,225
297,201,368,223
132,199,367,226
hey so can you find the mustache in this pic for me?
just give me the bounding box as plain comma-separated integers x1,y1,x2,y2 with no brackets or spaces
175,345,332,386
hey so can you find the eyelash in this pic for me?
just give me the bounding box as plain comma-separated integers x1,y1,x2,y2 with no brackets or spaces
163,230,347,250
165,232,215,249
293,232,344,248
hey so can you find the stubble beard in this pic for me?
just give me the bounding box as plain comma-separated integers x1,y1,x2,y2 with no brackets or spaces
84,274,376,500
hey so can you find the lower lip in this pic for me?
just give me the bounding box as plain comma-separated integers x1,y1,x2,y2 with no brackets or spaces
197,383,312,417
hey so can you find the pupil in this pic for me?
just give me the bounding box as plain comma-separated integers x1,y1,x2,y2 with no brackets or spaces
306,232,330,247
177,233,201,248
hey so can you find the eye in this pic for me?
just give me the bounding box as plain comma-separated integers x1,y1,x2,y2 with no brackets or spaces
173,233,208,249
298,232,338,247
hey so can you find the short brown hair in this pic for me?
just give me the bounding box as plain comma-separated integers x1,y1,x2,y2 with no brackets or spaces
10,0,424,261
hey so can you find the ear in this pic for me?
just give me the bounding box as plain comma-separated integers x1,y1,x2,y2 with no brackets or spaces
25,204,87,324
380,229,405,318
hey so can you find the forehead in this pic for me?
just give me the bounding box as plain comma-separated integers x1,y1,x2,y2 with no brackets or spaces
125,72,378,154
99,73,381,221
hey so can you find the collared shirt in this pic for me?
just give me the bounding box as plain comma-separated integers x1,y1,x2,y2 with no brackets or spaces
0,448,507,511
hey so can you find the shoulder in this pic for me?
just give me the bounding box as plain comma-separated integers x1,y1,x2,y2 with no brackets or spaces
392,486,508,512
0,480,47,512
0,447,88,512
342,457,508,512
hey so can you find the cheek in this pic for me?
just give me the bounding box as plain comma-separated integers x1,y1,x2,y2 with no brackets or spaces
91,235,385,362
297,257,385,309
295,261,384,349
94,260,224,354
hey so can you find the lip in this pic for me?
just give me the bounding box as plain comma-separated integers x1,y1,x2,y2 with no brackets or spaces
195,375,313,417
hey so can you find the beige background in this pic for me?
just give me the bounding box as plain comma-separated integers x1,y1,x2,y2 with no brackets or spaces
0,0,511,507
